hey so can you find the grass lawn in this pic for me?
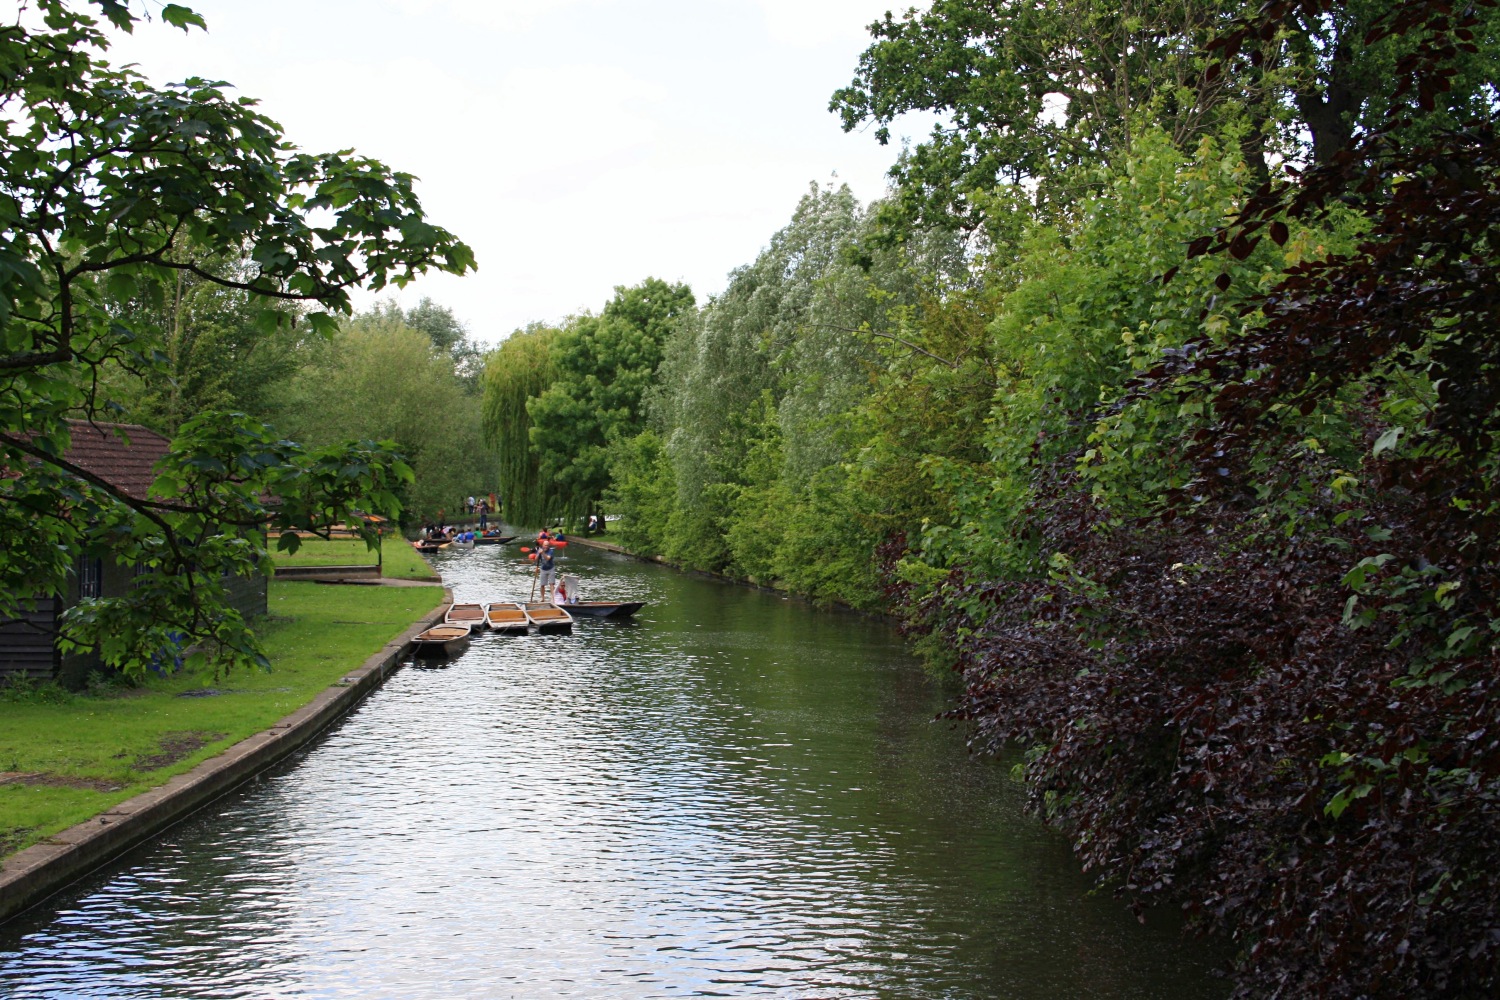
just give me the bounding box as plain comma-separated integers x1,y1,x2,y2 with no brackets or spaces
271,535,437,580
0,578,443,860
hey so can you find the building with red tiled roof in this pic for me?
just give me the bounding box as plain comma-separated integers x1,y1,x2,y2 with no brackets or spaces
0,420,267,686
59,421,170,500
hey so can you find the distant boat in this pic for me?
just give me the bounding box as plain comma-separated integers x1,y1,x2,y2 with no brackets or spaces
411,624,470,657
556,601,645,620
445,603,486,629
484,601,530,635
474,534,516,546
523,602,574,634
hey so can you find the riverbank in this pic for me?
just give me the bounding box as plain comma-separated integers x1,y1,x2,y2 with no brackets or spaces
0,576,448,923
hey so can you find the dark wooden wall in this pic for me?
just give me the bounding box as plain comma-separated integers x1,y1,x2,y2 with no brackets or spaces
0,598,59,684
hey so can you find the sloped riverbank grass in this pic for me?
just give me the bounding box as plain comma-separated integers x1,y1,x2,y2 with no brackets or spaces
0,580,442,861
272,537,439,580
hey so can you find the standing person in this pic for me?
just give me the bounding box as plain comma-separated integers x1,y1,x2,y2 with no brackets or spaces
537,540,557,601
477,499,488,532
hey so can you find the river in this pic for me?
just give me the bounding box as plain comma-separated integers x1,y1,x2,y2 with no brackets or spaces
0,538,1226,998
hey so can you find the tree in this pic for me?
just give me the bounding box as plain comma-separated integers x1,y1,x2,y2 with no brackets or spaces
896,2,1500,995
97,241,306,433
0,1,475,676
830,0,1500,236
367,296,485,391
269,309,487,524
527,278,694,522
832,0,1246,232
481,323,563,527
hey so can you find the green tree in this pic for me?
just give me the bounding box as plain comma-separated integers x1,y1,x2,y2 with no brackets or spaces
269,309,487,524
0,1,474,676
832,0,1246,232
651,184,883,532
98,242,305,433
528,278,695,522
367,296,485,392
481,323,563,527
831,0,1500,236
602,428,676,555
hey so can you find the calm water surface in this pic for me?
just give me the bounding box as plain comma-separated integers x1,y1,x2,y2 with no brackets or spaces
0,538,1226,998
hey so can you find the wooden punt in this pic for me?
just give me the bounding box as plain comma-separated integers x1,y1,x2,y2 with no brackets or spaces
445,603,487,630
413,540,441,554
484,602,530,635
557,601,645,620
474,534,516,546
411,624,470,657
523,602,574,634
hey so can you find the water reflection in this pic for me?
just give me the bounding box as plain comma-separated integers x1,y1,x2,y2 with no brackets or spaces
0,536,1226,998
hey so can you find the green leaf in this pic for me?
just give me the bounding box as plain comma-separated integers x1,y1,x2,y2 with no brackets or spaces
161,5,208,31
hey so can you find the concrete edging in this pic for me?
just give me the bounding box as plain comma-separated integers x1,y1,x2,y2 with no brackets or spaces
273,564,382,580
0,589,453,925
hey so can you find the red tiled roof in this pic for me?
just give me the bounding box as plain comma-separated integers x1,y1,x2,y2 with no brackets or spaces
60,420,171,500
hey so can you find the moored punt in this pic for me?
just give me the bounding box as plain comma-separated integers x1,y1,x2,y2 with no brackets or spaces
411,623,470,657
484,601,530,635
474,533,516,546
556,601,645,620
445,602,487,629
523,602,574,634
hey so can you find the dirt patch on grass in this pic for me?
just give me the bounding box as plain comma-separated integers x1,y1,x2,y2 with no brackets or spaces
0,771,128,792
131,730,226,772
0,825,38,856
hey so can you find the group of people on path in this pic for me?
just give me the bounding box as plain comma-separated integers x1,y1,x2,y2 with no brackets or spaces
465,494,493,531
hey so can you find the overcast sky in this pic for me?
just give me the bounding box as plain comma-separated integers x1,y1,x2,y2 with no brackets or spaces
104,0,932,346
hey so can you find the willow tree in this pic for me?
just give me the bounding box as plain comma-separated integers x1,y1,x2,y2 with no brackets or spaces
481,325,561,526
528,279,695,525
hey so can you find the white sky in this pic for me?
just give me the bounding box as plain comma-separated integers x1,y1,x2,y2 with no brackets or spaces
103,0,933,347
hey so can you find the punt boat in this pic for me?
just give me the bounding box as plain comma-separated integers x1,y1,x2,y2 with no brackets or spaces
523,602,574,634
411,624,470,657
484,601,530,635
474,534,516,546
445,603,487,629
555,601,645,620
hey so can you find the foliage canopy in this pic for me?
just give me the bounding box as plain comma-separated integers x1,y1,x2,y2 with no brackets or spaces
0,1,474,676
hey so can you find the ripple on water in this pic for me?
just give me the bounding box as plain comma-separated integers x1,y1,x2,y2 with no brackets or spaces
0,541,1227,999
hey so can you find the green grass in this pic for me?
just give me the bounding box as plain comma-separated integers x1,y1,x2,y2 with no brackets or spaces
0,579,443,860
272,535,438,580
